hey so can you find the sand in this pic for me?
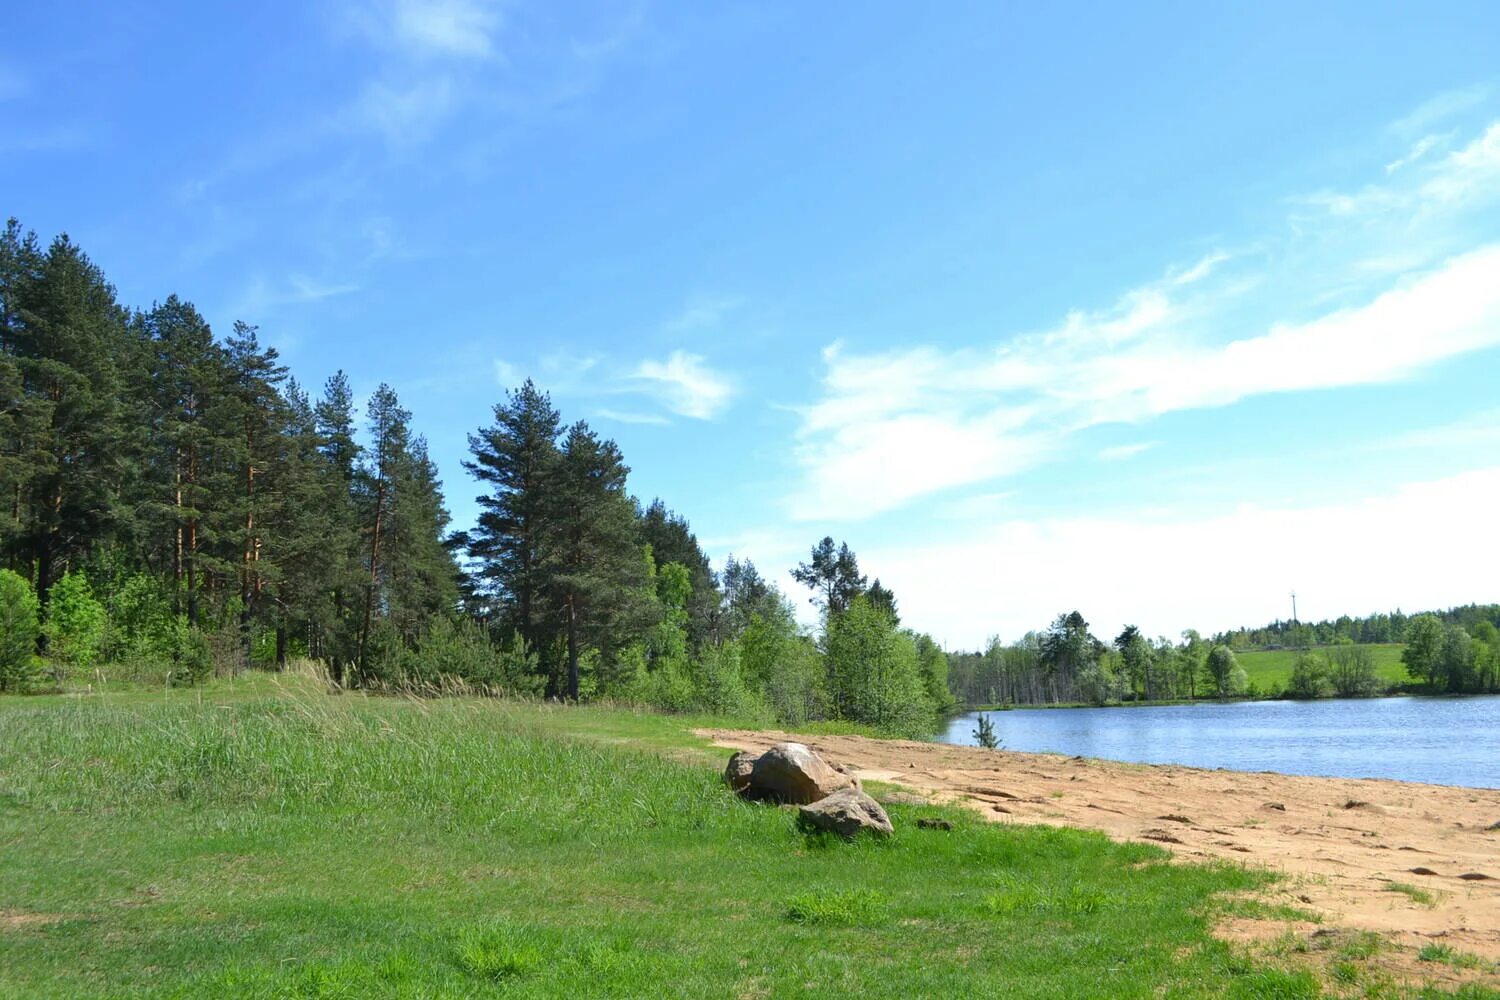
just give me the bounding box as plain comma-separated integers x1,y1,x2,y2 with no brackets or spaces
699,728,1500,973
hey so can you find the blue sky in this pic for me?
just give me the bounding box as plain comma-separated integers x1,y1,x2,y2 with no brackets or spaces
5,2,1500,647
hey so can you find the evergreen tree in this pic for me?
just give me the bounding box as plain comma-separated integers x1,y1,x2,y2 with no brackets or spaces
543,422,651,700
4,232,130,605
464,380,561,655
354,384,410,679
791,536,866,615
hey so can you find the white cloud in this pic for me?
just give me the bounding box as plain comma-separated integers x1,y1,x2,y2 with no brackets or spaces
1170,250,1229,286
391,0,503,58
229,274,360,318
1389,85,1491,137
355,76,458,142
1383,407,1500,453
863,467,1500,649
1385,133,1445,174
662,294,743,333
1098,442,1156,462
492,359,521,385
788,117,1500,523
632,350,735,420
348,0,504,59
594,408,670,426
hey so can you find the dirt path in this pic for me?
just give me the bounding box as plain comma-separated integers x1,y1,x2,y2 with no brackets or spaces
699,729,1500,969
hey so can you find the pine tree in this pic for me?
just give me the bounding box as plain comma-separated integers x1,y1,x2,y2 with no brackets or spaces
464,380,561,655
792,537,867,615
543,422,650,700
140,296,229,625
354,384,410,679
4,232,131,605
312,371,364,677
220,322,289,665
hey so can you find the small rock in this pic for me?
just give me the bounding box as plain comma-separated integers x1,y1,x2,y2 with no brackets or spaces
797,788,893,839
723,751,757,794
991,804,1011,814
745,742,857,805
1157,814,1193,824
1264,802,1286,811
1487,820,1500,831
1457,872,1493,881
1408,867,1439,876
879,791,928,807
1141,829,1183,844
916,818,953,831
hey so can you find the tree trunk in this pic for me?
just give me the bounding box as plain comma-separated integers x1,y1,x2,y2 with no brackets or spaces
566,595,580,702
356,478,387,679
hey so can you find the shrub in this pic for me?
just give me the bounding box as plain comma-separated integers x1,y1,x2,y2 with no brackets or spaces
44,571,107,677
973,713,1000,748
0,569,41,692
1286,653,1332,699
170,620,215,686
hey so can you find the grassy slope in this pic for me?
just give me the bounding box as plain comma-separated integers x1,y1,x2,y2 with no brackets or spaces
0,676,1485,999
1236,644,1409,691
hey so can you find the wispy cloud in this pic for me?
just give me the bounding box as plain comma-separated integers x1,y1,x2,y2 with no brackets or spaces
594,408,670,426
1382,407,1500,453
632,350,736,420
1385,133,1446,174
788,116,1500,522
229,273,361,319
1098,442,1157,462
662,294,743,333
1389,84,1491,137
391,0,504,58
863,467,1500,648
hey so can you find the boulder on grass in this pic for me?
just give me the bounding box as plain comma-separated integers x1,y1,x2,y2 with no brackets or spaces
746,742,857,804
723,751,757,794
797,788,893,839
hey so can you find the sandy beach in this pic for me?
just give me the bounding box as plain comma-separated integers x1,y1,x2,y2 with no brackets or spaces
700,728,1500,980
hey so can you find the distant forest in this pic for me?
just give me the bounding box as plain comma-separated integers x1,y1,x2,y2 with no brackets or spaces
947,604,1500,709
2,220,1494,728
1212,604,1500,649
0,221,950,735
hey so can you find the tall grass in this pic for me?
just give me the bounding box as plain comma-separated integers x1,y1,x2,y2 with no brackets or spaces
1,681,1480,998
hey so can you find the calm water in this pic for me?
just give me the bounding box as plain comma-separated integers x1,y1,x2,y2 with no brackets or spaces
940,696,1500,788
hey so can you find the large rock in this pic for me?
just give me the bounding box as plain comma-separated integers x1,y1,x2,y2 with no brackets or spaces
723,751,757,794
797,788,893,839
746,742,857,804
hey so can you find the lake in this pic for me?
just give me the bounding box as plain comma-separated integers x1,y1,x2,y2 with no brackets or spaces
940,696,1500,788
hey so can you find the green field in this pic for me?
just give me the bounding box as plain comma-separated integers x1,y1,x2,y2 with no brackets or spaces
1235,644,1410,693
1,676,1490,999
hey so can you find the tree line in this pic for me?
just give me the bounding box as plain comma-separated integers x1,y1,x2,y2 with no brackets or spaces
1213,604,1500,650
947,613,1251,707
0,220,951,735
948,607,1500,708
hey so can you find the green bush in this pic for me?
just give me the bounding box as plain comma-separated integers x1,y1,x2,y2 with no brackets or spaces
170,619,215,686
1286,653,1332,699
44,570,108,677
0,569,41,692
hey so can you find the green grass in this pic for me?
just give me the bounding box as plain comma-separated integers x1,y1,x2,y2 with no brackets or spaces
1236,644,1409,692
1386,882,1439,907
1418,944,1487,971
0,675,1485,998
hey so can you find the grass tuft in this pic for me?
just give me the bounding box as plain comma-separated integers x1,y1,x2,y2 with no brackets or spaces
455,923,545,981
785,888,890,926
1386,881,1438,907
